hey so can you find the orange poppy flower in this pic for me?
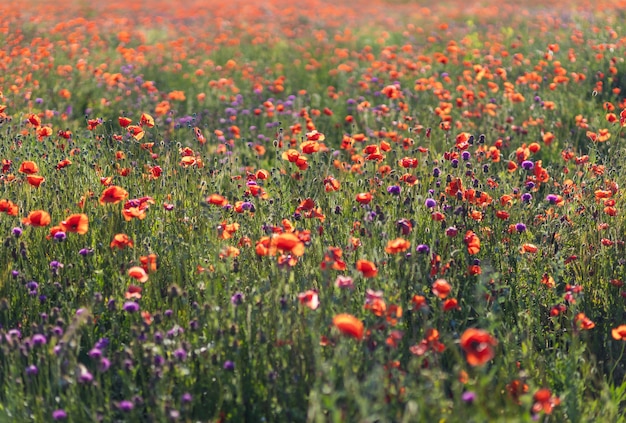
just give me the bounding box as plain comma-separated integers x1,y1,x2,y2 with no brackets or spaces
110,233,134,249
532,389,560,415
611,325,626,340
140,113,155,128
26,175,45,187
432,279,451,299
140,254,158,273
128,266,148,283
22,210,51,227
574,312,595,330
356,259,378,278
270,233,305,257
118,116,132,127
385,238,411,254
0,199,19,216
464,231,481,255
127,125,145,141
61,213,89,234
298,290,320,310
521,243,538,254
193,127,206,144
207,194,228,206
19,161,39,174
255,236,271,256
333,313,364,340
99,186,129,205
356,192,373,204
460,328,497,366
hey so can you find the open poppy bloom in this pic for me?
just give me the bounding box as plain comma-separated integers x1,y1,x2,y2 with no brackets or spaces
22,210,51,227
356,259,378,278
464,231,481,255
110,233,133,249
298,290,319,310
356,192,373,204
118,116,132,127
432,279,451,299
207,194,228,206
100,186,129,205
333,313,364,340
140,113,155,127
385,238,411,254
612,325,626,340
460,328,497,366
19,161,39,174
26,175,45,187
128,266,148,283
61,213,89,234
270,233,305,257
532,389,560,415
140,254,157,273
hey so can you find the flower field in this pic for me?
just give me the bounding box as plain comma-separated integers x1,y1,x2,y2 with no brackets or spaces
1,0,626,421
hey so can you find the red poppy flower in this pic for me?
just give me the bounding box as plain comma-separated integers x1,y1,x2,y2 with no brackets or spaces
110,233,134,249
460,328,497,366
356,259,378,278
464,231,481,255
61,213,89,234
99,186,129,205
207,194,228,206
270,233,305,257
356,192,373,204
385,238,411,254
612,325,626,340
128,266,148,283
298,290,319,310
118,116,132,127
19,161,39,175
333,314,364,340
22,210,51,227
26,175,45,187
432,279,451,299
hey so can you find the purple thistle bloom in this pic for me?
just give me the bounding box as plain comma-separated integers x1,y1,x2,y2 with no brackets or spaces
117,400,134,412
26,365,38,376
123,302,140,313
461,151,471,161
88,348,102,359
95,338,109,350
78,369,93,384
515,223,527,232
174,348,187,361
416,244,430,254
387,185,401,195
521,160,534,170
32,334,47,346
181,393,192,404
546,194,559,204
99,357,111,372
230,292,243,306
462,391,476,403
223,360,235,371
12,227,22,237
425,198,437,208
522,193,532,203
52,409,67,420
79,248,93,256
53,232,67,241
